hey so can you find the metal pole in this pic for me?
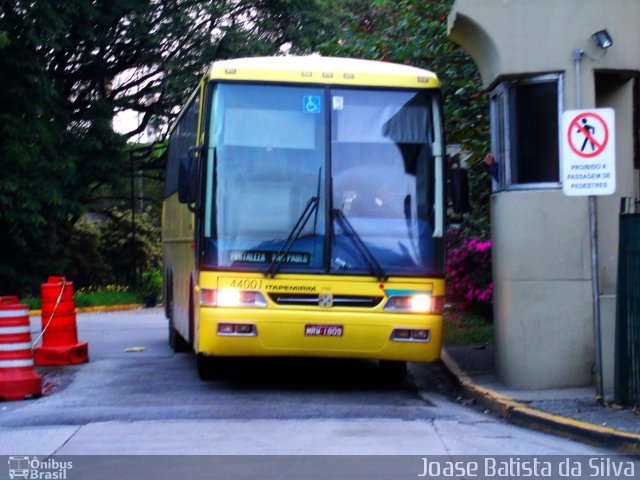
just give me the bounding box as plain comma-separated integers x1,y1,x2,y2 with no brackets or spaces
574,49,604,404
130,150,137,289
138,169,144,211
589,195,604,404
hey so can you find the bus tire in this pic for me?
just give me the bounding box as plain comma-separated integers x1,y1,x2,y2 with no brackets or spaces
378,360,407,384
196,353,224,381
169,317,191,352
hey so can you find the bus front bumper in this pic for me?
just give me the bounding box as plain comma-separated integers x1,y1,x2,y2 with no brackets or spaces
197,307,442,362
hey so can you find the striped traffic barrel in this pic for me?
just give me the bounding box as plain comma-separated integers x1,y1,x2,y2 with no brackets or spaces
0,296,42,401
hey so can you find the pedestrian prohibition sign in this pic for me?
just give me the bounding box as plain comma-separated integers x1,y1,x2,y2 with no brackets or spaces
562,108,615,196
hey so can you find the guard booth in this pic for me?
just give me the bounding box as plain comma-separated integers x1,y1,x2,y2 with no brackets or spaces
448,0,640,392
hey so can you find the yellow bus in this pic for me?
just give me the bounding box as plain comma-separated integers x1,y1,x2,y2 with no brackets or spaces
163,56,446,381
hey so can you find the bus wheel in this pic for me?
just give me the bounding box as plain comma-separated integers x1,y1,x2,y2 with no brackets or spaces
196,353,225,381
169,317,191,353
378,360,407,384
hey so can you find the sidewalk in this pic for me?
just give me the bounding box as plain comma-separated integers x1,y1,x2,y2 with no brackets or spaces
442,343,640,454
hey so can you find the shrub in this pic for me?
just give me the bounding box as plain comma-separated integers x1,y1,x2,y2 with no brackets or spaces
62,209,161,290
137,269,162,306
99,208,161,286
446,227,493,319
75,288,143,308
66,216,114,287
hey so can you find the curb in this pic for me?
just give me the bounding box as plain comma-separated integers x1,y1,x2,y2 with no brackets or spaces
441,349,640,455
29,304,146,316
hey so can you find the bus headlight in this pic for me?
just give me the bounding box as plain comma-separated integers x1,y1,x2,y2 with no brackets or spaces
218,288,241,307
410,294,432,312
383,294,442,313
200,288,268,308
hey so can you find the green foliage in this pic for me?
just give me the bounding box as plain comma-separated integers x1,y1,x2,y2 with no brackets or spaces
137,269,162,300
99,209,162,286
66,217,113,288
63,209,161,289
443,310,493,345
74,289,143,308
22,296,41,310
75,284,143,307
23,287,144,310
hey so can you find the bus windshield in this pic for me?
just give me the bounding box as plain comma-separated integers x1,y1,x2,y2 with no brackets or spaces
203,83,444,276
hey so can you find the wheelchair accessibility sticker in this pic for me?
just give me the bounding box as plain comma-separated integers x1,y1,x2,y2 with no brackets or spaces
303,95,321,113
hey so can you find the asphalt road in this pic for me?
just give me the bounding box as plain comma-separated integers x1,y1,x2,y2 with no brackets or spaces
0,308,616,461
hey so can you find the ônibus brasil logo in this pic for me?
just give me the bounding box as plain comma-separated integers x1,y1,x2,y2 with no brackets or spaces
8,457,73,480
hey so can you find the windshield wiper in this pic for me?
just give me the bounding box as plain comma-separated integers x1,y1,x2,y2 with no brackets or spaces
331,208,387,282
265,196,319,278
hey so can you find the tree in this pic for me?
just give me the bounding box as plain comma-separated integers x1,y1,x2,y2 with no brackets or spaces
0,0,340,294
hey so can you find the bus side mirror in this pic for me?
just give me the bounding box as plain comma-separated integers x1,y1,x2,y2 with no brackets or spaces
178,149,198,204
450,166,472,215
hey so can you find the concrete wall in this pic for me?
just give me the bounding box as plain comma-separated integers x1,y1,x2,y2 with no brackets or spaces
449,0,640,90
491,191,594,388
449,0,640,390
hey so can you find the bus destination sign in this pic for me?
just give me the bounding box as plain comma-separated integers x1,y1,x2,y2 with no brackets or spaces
229,250,311,265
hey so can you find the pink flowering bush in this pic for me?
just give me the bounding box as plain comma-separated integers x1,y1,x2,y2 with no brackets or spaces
446,227,493,318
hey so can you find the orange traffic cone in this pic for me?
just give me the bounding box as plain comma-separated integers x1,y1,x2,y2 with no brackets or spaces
34,277,89,365
0,296,42,401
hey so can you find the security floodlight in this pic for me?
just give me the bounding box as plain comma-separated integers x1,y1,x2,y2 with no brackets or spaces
592,30,613,49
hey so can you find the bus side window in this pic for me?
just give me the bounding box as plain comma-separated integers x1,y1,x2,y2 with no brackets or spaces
178,150,198,205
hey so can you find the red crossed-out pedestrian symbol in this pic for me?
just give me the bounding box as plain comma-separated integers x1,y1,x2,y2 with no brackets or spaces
567,112,609,158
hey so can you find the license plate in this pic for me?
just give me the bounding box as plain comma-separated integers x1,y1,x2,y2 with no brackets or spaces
305,324,343,337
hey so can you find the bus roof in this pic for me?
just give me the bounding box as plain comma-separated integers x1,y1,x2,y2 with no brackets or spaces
206,56,440,89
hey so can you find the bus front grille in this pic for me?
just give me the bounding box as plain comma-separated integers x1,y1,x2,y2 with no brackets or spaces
268,294,384,308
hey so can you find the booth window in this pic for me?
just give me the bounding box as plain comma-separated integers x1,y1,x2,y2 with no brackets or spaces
490,75,562,190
